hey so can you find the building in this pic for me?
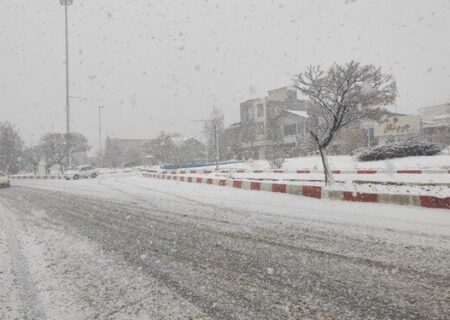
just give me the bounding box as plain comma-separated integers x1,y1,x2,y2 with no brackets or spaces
329,122,371,155
239,87,308,159
418,103,450,145
221,122,242,160
272,109,311,156
418,103,450,125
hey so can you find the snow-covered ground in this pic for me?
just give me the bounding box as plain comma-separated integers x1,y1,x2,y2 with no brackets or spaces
149,154,450,172
150,154,450,198
192,172,450,197
2,174,449,319
283,154,450,171
208,171,450,184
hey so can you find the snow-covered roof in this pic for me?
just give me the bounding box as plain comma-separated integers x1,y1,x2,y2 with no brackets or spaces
171,136,194,147
423,122,449,129
433,114,450,120
285,109,308,118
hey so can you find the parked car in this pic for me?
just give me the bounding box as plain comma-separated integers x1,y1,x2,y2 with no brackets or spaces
64,165,99,180
0,171,10,188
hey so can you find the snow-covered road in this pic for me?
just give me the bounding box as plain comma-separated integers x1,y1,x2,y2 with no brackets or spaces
1,174,449,319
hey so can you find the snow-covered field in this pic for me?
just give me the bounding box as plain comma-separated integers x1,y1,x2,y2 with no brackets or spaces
150,154,450,172
283,154,450,171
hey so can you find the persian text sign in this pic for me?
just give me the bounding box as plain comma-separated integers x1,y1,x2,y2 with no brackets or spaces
374,115,421,137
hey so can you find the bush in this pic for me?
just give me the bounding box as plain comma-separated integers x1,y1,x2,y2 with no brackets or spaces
357,140,443,161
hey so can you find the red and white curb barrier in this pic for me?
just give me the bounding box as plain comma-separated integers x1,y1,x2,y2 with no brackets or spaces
149,168,450,175
143,173,450,210
10,175,63,180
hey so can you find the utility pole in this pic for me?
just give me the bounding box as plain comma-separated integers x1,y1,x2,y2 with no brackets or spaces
98,106,104,166
60,0,73,166
60,0,73,135
204,121,209,162
192,119,220,169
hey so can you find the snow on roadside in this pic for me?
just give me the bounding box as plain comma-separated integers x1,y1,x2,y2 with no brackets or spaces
169,171,450,198
166,154,450,172
283,154,450,171
209,171,450,185
143,154,449,175
324,181,450,198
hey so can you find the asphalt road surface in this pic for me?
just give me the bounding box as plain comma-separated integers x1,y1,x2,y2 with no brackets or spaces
1,174,449,320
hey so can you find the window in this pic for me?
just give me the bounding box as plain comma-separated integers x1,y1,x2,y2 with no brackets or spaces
257,104,264,117
297,122,304,135
283,124,297,136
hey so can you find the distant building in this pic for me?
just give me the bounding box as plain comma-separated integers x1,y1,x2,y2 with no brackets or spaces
418,103,450,145
418,103,450,125
239,87,308,159
329,122,370,155
222,122,242,160
273,109,311,156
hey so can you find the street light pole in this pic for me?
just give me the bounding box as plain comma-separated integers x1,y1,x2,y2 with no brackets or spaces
204,121,209,162
98,106,104,166
60,0,73,135
214,123,219,170
60,0,73,167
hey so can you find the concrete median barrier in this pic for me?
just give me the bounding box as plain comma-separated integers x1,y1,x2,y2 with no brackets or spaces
145,172,449,210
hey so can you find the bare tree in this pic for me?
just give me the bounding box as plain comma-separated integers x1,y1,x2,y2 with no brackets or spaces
153,132,177,165
23,146,42,175
39,133,67,174
0,121,23,174
38,132,90,174
65,132,90,158
265,119,287,169
294,61,396,184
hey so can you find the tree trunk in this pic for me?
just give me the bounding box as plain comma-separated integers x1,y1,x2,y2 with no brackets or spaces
319,146,335,186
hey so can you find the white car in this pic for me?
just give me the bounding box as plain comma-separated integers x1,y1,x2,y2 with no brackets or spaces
64,165,99,180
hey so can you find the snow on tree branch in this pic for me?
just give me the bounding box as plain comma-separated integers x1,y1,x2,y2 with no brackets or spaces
293,61,397,185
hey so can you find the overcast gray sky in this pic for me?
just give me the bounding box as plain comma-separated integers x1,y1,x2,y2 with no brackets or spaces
1,0,449,150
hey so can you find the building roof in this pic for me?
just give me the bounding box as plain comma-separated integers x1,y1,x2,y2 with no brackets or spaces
417,103,450,113
285,109,309,118
422,120,450,129
433,114,450,120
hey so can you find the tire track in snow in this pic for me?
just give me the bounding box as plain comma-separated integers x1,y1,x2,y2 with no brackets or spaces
0,200,47,320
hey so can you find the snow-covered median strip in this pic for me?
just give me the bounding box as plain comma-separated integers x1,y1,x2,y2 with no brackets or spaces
155,167,450,175
143,173,450,210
